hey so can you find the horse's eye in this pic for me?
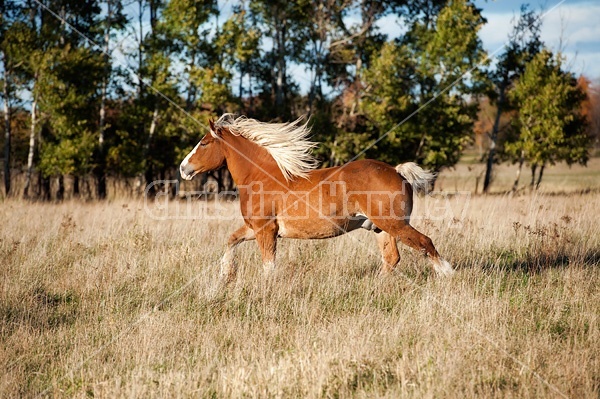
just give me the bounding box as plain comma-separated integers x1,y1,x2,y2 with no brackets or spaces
200,141,208,147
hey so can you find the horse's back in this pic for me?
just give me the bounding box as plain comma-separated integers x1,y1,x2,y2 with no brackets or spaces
305,159,406,191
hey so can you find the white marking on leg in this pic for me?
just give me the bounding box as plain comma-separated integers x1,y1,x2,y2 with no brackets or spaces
220,248,235,278
263,260,276,274
433,257,455,277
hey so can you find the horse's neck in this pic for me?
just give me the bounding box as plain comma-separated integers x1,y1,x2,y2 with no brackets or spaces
222,134,286,187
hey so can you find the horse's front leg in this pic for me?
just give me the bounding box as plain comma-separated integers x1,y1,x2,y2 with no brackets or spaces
221,225,255,281
254,220,278,275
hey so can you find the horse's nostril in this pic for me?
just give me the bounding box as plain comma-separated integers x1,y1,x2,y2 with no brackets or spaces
180,162,196,180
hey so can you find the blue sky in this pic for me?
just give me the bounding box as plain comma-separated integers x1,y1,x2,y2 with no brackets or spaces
376,0,600,80
475,0,600,80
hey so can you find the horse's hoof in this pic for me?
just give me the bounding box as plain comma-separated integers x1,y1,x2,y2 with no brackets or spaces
433,258,455,277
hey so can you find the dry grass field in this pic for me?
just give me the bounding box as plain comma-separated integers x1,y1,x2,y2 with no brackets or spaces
1,181,599,397
436,154,600,194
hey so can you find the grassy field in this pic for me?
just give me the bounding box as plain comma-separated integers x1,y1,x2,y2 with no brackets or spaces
436,154,600,194
1,187,599,398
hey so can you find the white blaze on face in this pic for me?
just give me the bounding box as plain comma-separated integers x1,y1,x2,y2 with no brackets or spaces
179,141,201,180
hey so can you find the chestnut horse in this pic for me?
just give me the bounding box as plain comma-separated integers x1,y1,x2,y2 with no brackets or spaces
180,114,454,279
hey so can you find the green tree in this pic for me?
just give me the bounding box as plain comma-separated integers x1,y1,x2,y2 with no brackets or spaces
317,0,402,167
31,0,104,199
18,0,44,198
5,0,106,199
0,0,22,196
361,0,487,173
96,0,128,199
0,0,44,198
326,0,396,117
117,0,181,192
37,45,105,198
160,0,216,109
294,0,352,116
508,49,591,189
216,4,261,113
249,0,308,119
483,5,542,193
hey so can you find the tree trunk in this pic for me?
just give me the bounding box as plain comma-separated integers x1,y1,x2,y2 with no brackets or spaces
73,175,80,198
59,5,66,46
350,58,362,117
97,0,112,200
483,84,506,193
23,93,38,198
186,51,197,111
137,0,144,100
143,105,159,192
149,0,158,30
56,175,65,201
307,41,322,117
273,9,286,117
238,63,244,113
535,164,545,190
39,174,50,201
2,67,11,197
248,61,254,114
530,164,537,188
275,36,284,111
512,152,524,192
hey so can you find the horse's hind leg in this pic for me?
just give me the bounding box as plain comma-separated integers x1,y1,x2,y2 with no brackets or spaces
376,231,400,274
394,224,454,276
222,225,255,281
252,220,279,275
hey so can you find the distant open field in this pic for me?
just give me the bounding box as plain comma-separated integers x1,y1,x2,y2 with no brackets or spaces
1,188,599,397
436,153,600,194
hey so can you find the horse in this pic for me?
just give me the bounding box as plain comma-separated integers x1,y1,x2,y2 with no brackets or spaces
180,114,454,280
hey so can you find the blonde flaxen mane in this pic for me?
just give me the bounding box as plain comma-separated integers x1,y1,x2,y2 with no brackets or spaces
214,113,319,181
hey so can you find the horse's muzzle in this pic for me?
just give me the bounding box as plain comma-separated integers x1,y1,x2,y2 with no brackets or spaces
179,161,196,181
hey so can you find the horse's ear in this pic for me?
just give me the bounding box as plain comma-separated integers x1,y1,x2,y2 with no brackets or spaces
208,119,222,138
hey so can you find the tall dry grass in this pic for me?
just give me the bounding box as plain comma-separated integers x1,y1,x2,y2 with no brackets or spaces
0,192,598,398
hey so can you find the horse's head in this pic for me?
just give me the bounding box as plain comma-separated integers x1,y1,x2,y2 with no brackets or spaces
180,120,227,180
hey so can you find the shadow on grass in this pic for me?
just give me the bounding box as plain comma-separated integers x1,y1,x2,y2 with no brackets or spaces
0,286,80,336
480,248,600,273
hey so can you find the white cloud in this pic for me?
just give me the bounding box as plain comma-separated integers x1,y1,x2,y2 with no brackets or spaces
562,52,600,78
478,12,515,49
539,3,600,46
477,1,600,78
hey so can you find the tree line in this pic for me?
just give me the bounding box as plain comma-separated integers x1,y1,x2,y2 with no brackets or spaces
0,0,597,200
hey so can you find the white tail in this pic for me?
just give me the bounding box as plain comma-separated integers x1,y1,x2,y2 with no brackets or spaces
395,162,436,195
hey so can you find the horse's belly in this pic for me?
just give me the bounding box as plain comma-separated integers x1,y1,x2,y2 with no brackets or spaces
277,214,378,239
